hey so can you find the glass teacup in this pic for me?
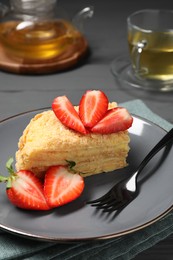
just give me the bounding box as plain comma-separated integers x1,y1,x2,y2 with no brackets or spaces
111,9,173,91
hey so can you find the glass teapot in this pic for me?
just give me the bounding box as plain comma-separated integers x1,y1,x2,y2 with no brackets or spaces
0,0,94,65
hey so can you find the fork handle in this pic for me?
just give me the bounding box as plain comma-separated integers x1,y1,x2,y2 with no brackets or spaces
137,128,173,175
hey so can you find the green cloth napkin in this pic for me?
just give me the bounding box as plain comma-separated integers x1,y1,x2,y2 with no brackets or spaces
0,99,172,260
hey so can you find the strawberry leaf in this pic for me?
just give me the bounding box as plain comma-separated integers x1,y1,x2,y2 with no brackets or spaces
6,157,14,175
65,160,90,175
66,160,76,169
0,176,8,182
6,179,12,189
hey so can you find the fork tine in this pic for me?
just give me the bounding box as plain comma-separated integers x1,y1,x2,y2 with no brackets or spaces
91,196,115,208
103,204,122,212
96,199,120,210
103,201,128,213
86,190,112,204
86,197,106,204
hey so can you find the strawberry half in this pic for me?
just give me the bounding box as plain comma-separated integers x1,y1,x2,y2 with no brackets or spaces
52,95,87,134
44,165,84,208
0,158,50,210
91,107,133,134
79,90,108,128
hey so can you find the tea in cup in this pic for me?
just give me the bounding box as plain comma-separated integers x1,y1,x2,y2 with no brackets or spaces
127,9,173,90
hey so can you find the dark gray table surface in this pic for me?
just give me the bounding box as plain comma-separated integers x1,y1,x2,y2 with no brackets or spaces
0,0,173,259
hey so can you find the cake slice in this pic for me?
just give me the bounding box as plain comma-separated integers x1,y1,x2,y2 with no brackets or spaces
15,101,131,179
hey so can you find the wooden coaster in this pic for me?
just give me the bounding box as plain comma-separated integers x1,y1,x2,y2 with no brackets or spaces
0,36,88,74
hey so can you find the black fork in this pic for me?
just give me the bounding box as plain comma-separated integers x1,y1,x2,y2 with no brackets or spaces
86,128,173,213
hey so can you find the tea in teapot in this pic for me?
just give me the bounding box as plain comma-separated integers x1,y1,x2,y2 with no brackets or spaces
0,0,94,73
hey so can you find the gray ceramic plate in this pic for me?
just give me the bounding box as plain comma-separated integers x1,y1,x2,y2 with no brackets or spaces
0,109,172,242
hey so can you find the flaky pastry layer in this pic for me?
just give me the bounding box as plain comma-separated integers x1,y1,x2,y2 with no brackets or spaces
16,103,130,178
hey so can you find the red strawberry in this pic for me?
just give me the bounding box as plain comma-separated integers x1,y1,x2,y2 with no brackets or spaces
52,95,87,134
91,107,133,134
79,90,108,128
44,165,84,208
0,158,50,210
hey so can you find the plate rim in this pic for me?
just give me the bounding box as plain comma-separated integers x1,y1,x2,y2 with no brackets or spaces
0,206,172,242
0,108,172,242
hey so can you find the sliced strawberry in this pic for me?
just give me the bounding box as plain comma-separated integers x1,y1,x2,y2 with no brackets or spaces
44,165,84,208
52,95,87,134
0,158,50,210
91,107,133,134
7,170,50,210
79,90,109,128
